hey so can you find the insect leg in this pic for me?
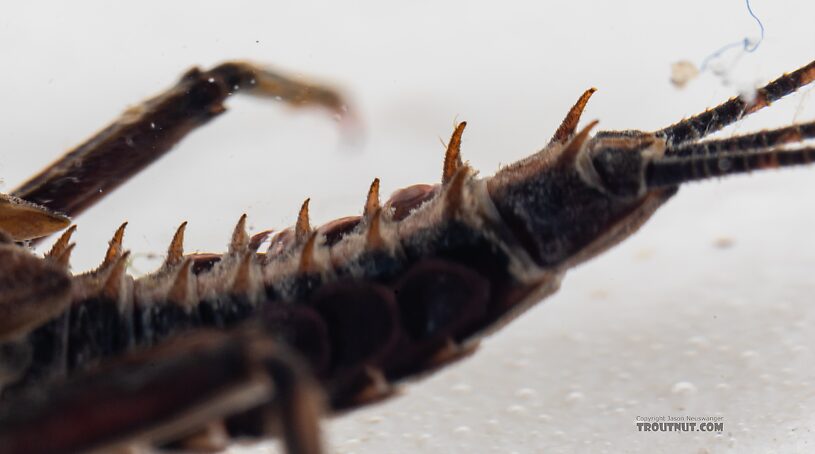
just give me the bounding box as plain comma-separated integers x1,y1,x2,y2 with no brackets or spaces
11,62,348,229
0,326,324,454
657,60,815,147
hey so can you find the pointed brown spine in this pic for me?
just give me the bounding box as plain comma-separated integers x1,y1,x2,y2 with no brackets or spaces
550,88,597,145
231,253,255,297
46,225,77,261
557,119,599,167
443,122,467,184
54,243,76,269
363,178,381,221
443,167,469,218
366,208,385,249
229,214,249,254
295,199,312,244
165,222,187,267
298,232,320,274
102,251,131,301
102,222,128,269
167,258,195,306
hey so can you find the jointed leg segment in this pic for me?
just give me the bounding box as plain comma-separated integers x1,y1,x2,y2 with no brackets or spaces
11,62,347,231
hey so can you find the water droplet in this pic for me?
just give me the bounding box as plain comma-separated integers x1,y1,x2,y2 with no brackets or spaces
790,344,806,353
741,350,757,359
451,383,471,393
207,77,215,83
671,381,698,395
616,371,631,381
453,425,471,435
364,415,383,424
506,404,526,414
150,122,156,129
249,78,256,85
565,391,585,403
515,387,537,398
687,336,710,348
538,413,552,422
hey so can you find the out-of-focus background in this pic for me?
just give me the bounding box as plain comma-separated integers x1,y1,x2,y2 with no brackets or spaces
2,2,814,453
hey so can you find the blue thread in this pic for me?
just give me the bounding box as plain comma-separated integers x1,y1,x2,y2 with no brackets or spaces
699,0,765,72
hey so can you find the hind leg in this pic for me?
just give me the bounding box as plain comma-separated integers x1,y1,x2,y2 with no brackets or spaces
0,325,324,454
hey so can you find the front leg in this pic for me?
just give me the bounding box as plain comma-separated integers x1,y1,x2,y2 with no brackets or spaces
11,62,348,227
0,325,324,454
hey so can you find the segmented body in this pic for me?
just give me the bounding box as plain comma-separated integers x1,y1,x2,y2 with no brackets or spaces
5,167,556,414
0,59,814,453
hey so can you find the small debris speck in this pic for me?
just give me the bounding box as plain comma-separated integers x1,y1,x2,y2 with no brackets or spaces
671,60,700,88
714,237,735,249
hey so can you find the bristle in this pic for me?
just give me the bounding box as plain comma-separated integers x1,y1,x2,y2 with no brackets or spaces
46,225,77,261
165,222,187,267
443,122,467,184
248,229,274,252
550,88,597,144
298,232,319,274
102,222,128,269
366,208,384,249
229,214,249,254
102,251,131,300
295,199,312,243
167,258,195,306
443,167,469,217
557,119,599,167
363,178,381,221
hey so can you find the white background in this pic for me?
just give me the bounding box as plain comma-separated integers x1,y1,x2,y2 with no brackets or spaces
1,1,814,453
